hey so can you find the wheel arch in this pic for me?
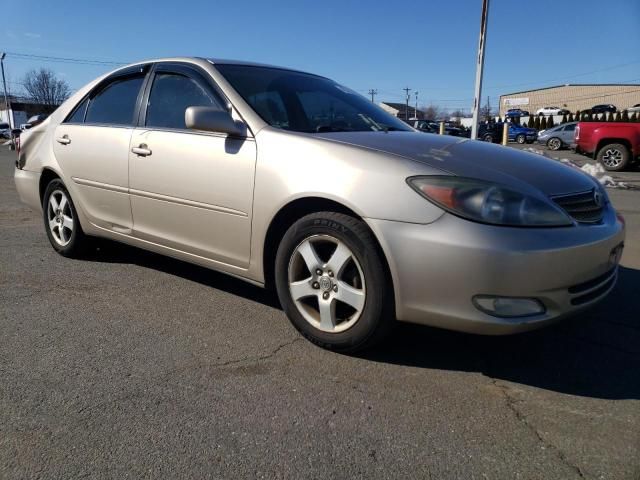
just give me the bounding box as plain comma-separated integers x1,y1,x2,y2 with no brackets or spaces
595,138,632,158
39,168,62,205
262,197,395,305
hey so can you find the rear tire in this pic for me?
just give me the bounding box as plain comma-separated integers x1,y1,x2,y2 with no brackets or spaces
516,134,526,144
43,179,88,257
275,212,394,352
547,137,562,151
483,134,493,143
597,143,629,172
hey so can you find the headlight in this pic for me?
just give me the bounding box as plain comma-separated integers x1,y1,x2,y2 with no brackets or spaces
407,176,573,227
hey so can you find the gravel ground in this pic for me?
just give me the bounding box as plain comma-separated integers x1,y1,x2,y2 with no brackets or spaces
1,146,639,479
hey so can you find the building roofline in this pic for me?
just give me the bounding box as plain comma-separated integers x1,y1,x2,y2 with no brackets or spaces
500,83,640,97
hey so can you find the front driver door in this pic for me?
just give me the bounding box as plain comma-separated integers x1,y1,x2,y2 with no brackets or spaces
128,64,256,269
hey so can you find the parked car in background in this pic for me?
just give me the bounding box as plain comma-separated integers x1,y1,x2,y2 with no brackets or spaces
411,120,465,137
537,122,577,150
22,114,48,130
411,119,438,133
0,122,10,139
575,121,640,171
589,104,617,114
477,122,502,143
626,104,640,113
536,107,570,116
508,123,537,144
505,108,529,118
14,57,625,351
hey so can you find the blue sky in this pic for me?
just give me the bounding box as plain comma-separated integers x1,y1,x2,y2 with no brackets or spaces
4,0,640,112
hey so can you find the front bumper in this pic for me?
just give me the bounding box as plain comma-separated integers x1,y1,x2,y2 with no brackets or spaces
367,207,625,334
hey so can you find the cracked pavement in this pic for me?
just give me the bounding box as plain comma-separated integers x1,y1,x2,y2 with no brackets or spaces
1,148,639,479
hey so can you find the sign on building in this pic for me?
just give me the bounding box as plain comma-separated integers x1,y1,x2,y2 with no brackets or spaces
504,97,529,106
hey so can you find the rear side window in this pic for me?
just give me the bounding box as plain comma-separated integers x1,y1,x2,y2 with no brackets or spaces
564,123,576,132
66,97,89,123
85,75,144,125
145,73,222,129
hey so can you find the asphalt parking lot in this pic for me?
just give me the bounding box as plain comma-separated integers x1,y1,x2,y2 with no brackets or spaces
1,146,639,479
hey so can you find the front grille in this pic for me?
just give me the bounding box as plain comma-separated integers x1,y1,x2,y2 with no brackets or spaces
551,189,604,224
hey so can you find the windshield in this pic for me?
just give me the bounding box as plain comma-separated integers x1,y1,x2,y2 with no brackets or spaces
216,65,412,133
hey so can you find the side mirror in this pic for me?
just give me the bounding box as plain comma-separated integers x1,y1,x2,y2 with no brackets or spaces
185,106,244,136
11,128,22,137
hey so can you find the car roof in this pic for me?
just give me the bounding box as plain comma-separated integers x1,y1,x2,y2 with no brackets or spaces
114,56,320,78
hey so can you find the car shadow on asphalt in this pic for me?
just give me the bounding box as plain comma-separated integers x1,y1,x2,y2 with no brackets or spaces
360,265,640,400
84,239,282,310
84,240,639,400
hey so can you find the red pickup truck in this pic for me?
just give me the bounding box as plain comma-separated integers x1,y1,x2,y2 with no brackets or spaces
575,121,640,171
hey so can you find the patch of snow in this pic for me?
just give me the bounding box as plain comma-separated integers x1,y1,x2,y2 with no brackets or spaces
577,163,628,188
523,147,546,156
523,148,631,189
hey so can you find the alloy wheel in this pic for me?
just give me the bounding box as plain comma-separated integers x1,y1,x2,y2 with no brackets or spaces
601,148,623,168
47,189,74,246
288,234,366,333
548,138,561,150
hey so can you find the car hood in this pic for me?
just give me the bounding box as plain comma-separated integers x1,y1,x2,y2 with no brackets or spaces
314,131,596,196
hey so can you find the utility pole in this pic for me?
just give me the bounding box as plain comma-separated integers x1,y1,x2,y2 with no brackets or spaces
0,52,12,130
368,89,377,103
403,87,411,121
470,0,490,139
414,91,419,119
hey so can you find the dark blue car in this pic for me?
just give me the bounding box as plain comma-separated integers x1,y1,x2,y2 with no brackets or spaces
508,123,537,144
505,108,529,119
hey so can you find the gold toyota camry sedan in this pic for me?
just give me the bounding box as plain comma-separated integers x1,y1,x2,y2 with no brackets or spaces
14,57,625,351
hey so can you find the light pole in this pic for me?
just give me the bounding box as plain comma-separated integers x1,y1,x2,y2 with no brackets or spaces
414,91,419,119
470,0,490,140
403,87,411,121
0,52,12,130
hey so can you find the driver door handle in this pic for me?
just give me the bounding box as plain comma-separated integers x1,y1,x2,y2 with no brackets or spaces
131,144,152,157
56,135,71,145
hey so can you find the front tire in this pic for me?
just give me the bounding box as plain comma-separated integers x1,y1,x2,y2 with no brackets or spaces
597,143,629,171
275,212,394,352
483,134,493,143
43,179,88,257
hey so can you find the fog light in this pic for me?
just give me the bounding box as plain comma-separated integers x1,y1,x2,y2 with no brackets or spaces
472,296,545,318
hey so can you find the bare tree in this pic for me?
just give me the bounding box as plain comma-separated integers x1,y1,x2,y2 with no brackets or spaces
22,68,71,112
479,97,495,121
422,103,442,120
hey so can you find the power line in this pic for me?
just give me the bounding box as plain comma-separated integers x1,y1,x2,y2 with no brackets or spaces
483,60,640,92
4,51,127,66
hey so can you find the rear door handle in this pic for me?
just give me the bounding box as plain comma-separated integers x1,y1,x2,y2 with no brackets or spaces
131,144,152,156
56,135,71,145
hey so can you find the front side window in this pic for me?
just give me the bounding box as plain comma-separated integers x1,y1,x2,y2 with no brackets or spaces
564,123,576,132
85,75,144,125
216,64,412,133
145,72,222,129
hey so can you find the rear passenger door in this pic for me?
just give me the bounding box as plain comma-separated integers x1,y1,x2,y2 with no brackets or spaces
53,66,149,233
560,123,576,145
128,63,256,269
